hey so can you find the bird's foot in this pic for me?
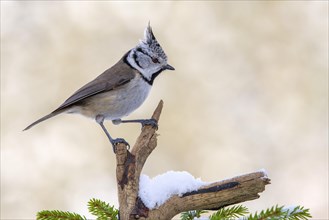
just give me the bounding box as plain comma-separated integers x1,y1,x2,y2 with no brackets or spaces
140,119,158,129
111,138,130,153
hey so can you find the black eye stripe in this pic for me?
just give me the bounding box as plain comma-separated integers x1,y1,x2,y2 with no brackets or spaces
136,47,152,59
136,48,160,64
133,52,143,69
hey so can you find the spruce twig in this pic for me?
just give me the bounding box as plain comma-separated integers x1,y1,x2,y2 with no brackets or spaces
180,210,207,220
210,205,249,219
37,210,86,220
247,205,312,220
282,205,312,220
88,198,118,220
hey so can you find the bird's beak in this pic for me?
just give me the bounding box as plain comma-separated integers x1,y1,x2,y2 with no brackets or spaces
164,64,175,71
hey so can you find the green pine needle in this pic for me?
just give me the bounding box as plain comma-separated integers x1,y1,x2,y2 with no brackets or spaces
247,205,312,220
88,198,118,220
180,210,208,220
37,210,86,220
247,205,285,220
210,205,249,220
282,205,312,220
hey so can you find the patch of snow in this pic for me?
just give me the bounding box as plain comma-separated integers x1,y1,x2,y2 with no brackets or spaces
258,168,268,177
139,171,208,209
194,216,209,220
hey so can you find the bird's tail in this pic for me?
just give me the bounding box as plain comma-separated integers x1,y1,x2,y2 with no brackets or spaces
23,110,63,131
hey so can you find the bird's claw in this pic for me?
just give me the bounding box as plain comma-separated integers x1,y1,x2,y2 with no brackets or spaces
112,138,130,153
141,119,158,130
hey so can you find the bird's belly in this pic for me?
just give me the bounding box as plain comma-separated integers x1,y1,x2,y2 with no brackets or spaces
72,79,152,120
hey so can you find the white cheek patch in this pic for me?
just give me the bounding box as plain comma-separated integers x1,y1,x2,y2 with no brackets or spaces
127,50,158,81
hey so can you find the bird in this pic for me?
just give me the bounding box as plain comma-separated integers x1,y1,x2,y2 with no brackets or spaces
23,23,174,152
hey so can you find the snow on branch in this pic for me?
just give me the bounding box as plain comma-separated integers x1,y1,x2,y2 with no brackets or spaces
115,100,271,220
139,171,207,209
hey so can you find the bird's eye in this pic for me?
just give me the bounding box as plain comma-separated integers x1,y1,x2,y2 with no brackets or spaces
152,57,159,63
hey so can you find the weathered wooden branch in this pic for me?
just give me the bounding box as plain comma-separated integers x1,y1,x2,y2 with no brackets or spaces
115,100,270,220
146,171,270,219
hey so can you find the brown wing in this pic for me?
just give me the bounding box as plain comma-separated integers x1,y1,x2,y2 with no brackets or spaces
53,54,136,113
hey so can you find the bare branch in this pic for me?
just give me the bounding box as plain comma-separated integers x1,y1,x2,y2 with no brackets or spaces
115,100,270,220
146,171,270,219
116,100,163,220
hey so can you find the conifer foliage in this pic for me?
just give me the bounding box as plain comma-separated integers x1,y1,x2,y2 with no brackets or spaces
37,199,311,220
181,204,311,220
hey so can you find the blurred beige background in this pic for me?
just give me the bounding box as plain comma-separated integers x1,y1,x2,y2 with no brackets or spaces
1,1,328,219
